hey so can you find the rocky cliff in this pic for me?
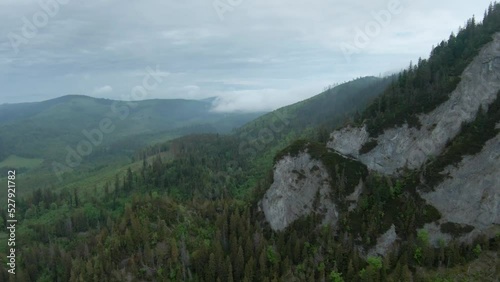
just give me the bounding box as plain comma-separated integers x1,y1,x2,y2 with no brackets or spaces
260,152,338,231
261,33,500,254
420,128,500,245
328,33,500,176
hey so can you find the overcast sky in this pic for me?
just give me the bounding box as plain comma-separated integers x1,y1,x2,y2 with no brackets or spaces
0,0,493,112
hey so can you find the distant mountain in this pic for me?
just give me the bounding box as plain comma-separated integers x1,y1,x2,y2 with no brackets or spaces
231,76,393,179
0,95,264,166
237,76,392,137
2,4,500,282
199,96,219,103
149,76,394,198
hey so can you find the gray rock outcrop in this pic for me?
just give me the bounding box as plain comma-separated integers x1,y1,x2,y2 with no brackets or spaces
420,132,500,245
261,33,500,256
367,225,399,258
260,152,338,231
328,33,500,175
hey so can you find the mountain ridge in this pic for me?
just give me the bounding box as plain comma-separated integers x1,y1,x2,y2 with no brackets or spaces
261,10,500,265
2,4,500,281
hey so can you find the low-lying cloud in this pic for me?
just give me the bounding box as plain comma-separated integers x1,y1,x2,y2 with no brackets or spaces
93,85,113,94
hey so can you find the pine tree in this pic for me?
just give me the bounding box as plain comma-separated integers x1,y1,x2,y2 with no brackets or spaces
227,257,234,282
207,253,217,282
234,246,245,280
244,257,255,281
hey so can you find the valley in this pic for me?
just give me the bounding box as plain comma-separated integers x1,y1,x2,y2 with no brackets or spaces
1,2,500,282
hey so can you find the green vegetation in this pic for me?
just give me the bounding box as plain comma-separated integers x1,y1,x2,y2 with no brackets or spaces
234,76,391,193
0,95,262,164
1,174,495,281
360,5,500,136
275,139,368,198
358,140,378,155
329,270,345,282
140,76,392,200
440,222,476,237
0,95,262,199
0,155,43,171
420,91,500,190
416,251,499,281
240,76,391,138
1,3,500,281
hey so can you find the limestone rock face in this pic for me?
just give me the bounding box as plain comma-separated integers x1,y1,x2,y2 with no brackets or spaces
260,152,338,231
262,33,500,255
328,33,500,175
420,132,500,245
367,225,398,258
327,125,369,158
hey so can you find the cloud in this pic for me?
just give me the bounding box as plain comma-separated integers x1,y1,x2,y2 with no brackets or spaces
210,80,334,113
211,89,285,113
0,0,494,110
93,85,113,94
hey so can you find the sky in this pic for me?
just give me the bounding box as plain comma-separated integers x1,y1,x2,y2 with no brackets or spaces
0,0,494,112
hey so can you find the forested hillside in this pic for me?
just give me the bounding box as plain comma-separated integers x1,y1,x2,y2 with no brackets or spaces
130,76,392,199
360,3,500,136
1,3,500,282
0,95,262,200
0,95,262,163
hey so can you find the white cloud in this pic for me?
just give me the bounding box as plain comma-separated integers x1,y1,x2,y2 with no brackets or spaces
210,82,331,113
93,85,113,94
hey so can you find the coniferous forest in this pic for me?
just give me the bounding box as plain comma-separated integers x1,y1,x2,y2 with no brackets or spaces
1,3,500,282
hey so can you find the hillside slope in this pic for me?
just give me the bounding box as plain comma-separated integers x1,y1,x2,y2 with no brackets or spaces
238,76,390,132
2,4,500,282
328,33,500,175
138,76,392,199
262,7,500,263
0,95,262,168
